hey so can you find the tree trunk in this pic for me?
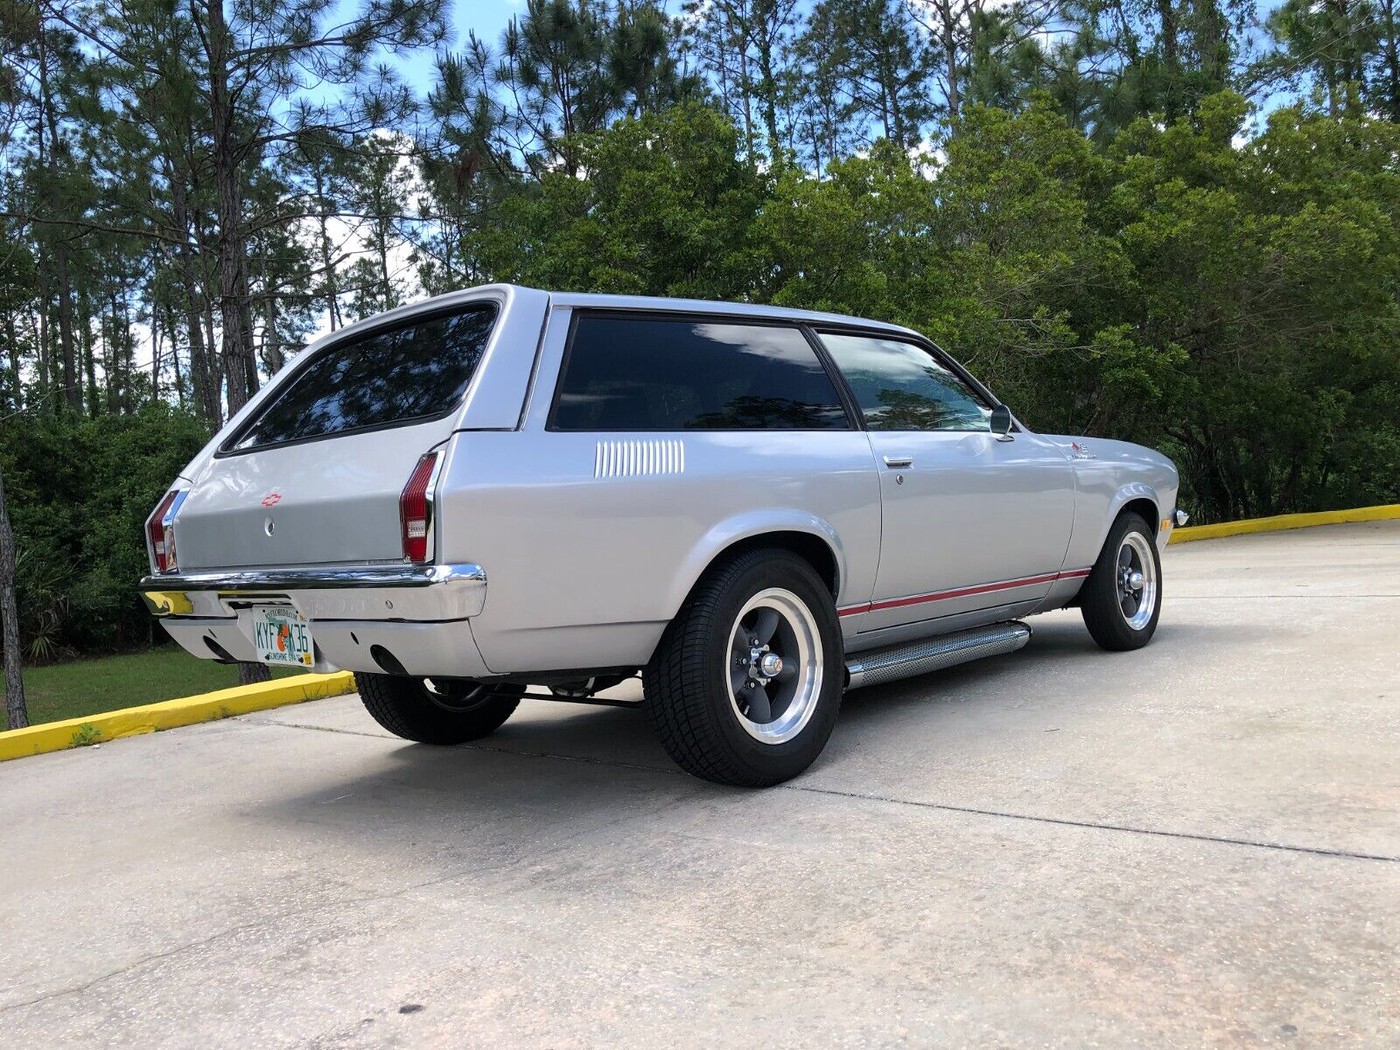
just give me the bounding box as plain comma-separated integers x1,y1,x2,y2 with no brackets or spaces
262,247,284,374
314,168,341,331
84,298,101,414
377,216,393,312
150,302,162,401
216,197,257,415
738,38,756,154
1381,0,1400,122
97,299,110,414
32,279,50,397
37,26,82,413
4,310,20,412
119,281,137,412
0,468,28,731
940,0,961,124
169,175,221,423
165,304,187,409
754,33,781,158
1156,0,1181,120
203,293,221,408
52,243,81,413
206,0,258,415
238,661,271,685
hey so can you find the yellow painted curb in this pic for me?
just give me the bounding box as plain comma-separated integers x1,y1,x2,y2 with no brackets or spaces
1170,504,1400,543
0,671,357,763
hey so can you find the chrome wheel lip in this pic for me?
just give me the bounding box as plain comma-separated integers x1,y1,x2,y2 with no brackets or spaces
725,587,823,745
1117,532,1159,631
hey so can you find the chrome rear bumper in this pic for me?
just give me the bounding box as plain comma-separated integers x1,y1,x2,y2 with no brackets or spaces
139,563,487,622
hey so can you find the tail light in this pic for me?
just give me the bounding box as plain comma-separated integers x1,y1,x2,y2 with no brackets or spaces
146,489,187,573
400,452,442,563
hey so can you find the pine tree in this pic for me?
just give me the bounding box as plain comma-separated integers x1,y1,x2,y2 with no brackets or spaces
681,0,803,157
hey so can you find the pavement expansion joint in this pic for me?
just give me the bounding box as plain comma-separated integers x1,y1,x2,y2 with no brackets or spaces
0,860,534,1016
786,785,1400,864
239,716,393,740
0,917,271,1015
255,715,1399,865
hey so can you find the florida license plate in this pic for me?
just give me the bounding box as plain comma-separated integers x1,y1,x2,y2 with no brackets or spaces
251,606,315,667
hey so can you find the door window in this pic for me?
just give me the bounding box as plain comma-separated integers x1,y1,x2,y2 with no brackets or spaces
821,333,990,432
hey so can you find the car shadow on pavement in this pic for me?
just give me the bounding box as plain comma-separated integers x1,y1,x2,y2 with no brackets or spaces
251,662,1013,842
249,709,748,890
249,614,1229,847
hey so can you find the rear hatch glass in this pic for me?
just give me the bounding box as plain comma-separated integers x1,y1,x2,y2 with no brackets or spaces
225,304,498,452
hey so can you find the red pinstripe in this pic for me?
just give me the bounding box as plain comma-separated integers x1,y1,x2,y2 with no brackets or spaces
838,567,1093,619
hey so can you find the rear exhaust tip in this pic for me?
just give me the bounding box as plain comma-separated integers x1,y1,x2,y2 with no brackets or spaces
203,635,238,665
370,644,410,677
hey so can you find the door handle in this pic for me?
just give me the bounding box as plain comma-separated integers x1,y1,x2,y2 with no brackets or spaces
883,455,914,468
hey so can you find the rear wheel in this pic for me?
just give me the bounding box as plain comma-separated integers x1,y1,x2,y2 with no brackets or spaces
644,549,843,787
1080,512,1162,651
355,673,523,744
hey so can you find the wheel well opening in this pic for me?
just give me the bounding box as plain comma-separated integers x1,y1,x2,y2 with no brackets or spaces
1119,498,1160,536
718,532,839,599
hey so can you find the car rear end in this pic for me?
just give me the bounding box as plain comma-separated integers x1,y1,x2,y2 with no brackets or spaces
141,285,547,678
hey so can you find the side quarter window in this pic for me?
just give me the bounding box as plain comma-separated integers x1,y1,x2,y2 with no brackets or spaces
820,333,991,433
551,315,851,431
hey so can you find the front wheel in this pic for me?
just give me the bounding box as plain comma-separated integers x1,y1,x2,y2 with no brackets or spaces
1080,512,1163,651
644,549,844,787
355,673,523,744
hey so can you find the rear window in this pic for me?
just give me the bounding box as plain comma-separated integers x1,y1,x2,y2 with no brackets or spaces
226,304,498,451
551,315,850,431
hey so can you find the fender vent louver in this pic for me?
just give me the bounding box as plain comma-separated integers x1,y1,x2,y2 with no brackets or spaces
594,439,685,479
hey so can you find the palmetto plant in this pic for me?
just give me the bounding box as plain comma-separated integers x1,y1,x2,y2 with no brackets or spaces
14,548,70,665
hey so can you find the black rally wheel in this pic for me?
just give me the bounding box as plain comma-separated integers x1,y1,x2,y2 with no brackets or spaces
355,673,523,744
1080,512,1163,651
644,548,844,787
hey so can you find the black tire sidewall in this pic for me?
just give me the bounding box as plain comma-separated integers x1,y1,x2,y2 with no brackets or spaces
1081,513,1162,651
648,549,844,785
356,672,521,744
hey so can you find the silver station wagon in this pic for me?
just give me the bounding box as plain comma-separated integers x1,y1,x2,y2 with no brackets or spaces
142,285,1183,785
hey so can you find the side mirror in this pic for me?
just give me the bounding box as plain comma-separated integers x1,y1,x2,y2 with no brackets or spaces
990,404,1015,442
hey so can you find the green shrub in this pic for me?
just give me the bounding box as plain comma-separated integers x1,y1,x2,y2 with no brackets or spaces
0,405,211,657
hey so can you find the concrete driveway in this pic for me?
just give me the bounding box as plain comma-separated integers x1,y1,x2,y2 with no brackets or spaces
2,522,1397,1048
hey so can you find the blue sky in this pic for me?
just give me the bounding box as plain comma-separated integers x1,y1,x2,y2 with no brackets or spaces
453,0,526,47
449,0,684,51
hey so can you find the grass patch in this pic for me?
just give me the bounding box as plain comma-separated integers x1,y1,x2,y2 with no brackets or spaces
2,647,302,730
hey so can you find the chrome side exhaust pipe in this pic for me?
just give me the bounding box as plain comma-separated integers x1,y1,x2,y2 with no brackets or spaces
845,621,1031,690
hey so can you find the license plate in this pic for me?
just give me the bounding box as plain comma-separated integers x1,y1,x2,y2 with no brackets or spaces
251,606,315,668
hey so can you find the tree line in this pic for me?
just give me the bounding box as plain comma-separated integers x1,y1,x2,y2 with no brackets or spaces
1,0,1399,699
